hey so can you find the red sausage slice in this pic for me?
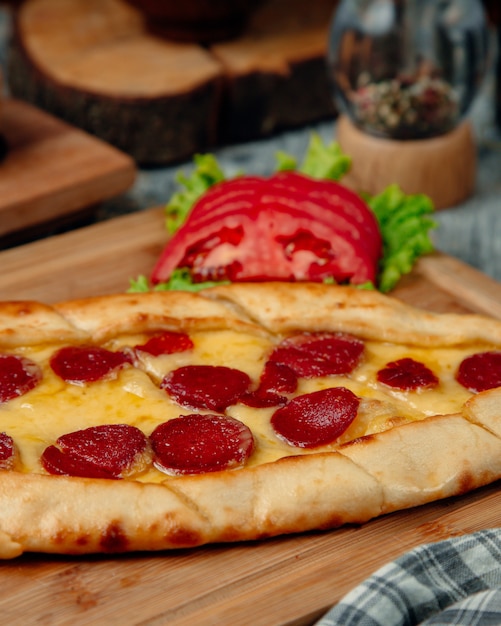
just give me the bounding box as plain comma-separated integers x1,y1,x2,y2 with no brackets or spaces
42,445,117,479
50,346,132,384
41,424,150,479
241,362,297,408
271,387,360,448
150,414,255,475
0,353,42,403
0,432,17,470
269,332,364,378
258,361,298,394
456,351,501,392
377,358,439,390
135,331,194,356
161,365,251,412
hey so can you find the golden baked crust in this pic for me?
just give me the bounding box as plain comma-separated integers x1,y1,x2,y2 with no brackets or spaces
53,291,266,342
1,283,501,558
0,452,383,558
3,285,501,348
0,300,88,347
204,283,501,345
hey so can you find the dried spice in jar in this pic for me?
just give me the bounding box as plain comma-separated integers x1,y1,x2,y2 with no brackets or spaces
351,70,459,140
329,0,489,141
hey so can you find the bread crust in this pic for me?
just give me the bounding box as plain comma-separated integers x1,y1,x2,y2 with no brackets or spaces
1,284,501,558
3,285,501,348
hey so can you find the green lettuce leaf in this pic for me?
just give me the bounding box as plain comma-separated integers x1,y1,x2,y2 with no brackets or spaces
165,154,225,235
369,184,437,293
129,269,229,293
276,133,351,181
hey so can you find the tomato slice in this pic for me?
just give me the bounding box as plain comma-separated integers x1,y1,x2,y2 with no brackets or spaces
153,207,376,284
183,174,380,263
269,172,382,262
151,173,382,286
258,191,379,264
187,176,266,221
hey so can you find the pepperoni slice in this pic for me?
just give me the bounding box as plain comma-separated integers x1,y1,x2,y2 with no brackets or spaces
271,387,360,448
456,351,501,392
135,331,194,356
240,362,297,408
269,332,364,378
0,432,17,470
0,353,42,403
258,361,298,394
377,358,439,390
50,346,132,384
150,414,255,475
161,365,251,412
41,424,151,479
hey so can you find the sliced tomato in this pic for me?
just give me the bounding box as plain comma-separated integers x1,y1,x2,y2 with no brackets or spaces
258,190,380,265
151,173,382,286
183,174,379,258
187,176,266,221
153,206,376,284
269,172,382,262
196,205,373,283
179,191,370,264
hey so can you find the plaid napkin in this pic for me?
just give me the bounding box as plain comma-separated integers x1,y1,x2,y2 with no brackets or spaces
314,528,501,626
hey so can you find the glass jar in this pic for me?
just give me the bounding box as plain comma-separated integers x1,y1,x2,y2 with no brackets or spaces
328,0,489,140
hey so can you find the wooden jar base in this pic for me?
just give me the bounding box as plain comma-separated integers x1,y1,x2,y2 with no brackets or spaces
336,115,477,209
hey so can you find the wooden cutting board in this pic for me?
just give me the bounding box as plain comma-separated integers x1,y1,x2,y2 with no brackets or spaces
1,208,501,626
0,98,136,246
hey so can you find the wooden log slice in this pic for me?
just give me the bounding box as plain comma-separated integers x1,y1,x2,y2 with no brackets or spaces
210,0,338,143
7,0,224,165
7,0,339,163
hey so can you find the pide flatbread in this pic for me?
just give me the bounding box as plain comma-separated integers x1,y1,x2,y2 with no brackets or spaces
1,283,501,559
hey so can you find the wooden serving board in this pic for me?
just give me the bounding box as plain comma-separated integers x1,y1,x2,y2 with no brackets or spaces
0,98,136,246
1,208,501,626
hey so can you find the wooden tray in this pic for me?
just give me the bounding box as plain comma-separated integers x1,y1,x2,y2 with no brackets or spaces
0,98,136,245
1,208,501,626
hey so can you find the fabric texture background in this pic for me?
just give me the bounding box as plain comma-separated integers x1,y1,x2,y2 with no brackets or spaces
315,528,501,626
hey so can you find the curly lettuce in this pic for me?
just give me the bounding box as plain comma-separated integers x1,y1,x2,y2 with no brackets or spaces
165,154,225,235
368,185,436,292
129,268,230,293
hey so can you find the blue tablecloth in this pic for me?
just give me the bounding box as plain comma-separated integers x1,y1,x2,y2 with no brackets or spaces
314,529,501,626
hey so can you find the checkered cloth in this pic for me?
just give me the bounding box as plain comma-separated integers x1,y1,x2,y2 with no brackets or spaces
314,528,501,626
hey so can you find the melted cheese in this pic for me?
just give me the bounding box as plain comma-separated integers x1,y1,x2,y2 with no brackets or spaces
0,330,485,482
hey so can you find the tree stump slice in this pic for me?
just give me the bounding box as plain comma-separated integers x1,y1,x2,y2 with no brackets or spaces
211,0,338,143
7,0,338,165
7,0,224,165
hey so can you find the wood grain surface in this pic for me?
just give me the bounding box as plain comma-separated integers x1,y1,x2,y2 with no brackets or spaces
7,0,336,163
0,98,136,244
1,207,501,626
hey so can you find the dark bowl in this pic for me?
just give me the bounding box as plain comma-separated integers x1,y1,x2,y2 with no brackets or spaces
125,0,261,43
